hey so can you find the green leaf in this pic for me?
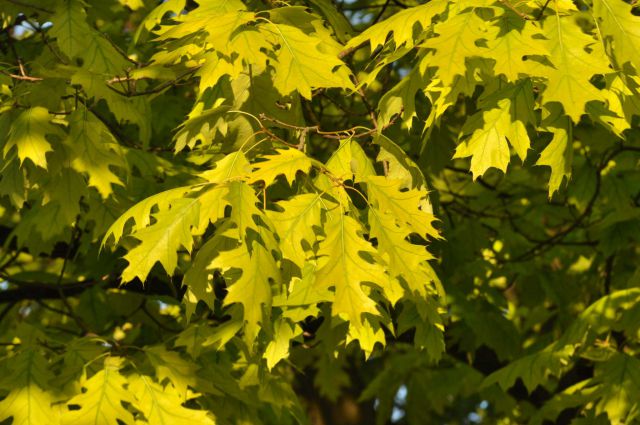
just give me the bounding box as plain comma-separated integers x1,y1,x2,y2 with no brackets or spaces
374,134,427,189
368,209,433,302
225,180,263,238
63,357,135,425
346,1,447,51
70,70,152,145
50,0,130,74
454,79,536,177
419,7,489,85
265,193,328,268
200,151,251,183
591,353,640,423
483,9,549,81
4,107,60,169
536,103,573,196
273,262,333,314
174,324,214,359
534,13,611,122
103,186,194,245
593,0,640,72
0,350,58,425
156,4,249,43
264,22,354,99
248,148,314,187
483,345,574,393
128,374,215,425
307,0,353,43
173,103,229,152
326,137,376,183
49,0,95,62
365,176,439,241
121,197,201,282
214,240,281,343
41,167,87,227
136,0,186,35
316,212,383,329
264,319,300,370
0,159,26,208
182,228,238,319
66,109,124,198
378,67,425,129
145,346,197,401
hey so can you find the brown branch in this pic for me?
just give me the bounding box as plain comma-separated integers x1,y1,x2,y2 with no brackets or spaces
2,27,45,83
257,110,400,141
0,273,184,304
0,280,100,303
2,71,43,81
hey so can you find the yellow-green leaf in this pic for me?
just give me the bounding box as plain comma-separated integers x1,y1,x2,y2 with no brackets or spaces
128,374,215,425
0,350,59,425
593,0,640,72
214,241,280,343
248,148,314,187
537,103,573,196
315,213,383,328
5,107,60,169
346,0,447,51
264,23,354,99
121,197,201,282
534,14,611,122
62,357,134,425
265,193,328,268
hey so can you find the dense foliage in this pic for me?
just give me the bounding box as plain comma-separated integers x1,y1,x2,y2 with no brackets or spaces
0,0,639,423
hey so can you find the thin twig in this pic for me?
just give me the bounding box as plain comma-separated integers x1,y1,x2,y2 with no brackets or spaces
36,299,74,318
0,302,16,323
102,33,140,67
510,145,639,262
107,67,199,97
23,18,69,64
2,71,42,81
371,0,392,25
55,220,91,334
0,250,21,271
497,0,532,20
141,302,181,333
536,0,552,20
603,255,614,295
258,111,400,140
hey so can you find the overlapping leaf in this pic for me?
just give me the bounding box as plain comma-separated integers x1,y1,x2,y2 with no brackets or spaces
345,0,447,51
454,80,536,177
5,107,60,169
62,357,135,425
534,14,611,122
0,350,58,425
